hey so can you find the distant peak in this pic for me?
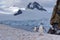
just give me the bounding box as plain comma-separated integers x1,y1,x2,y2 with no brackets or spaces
27,1,47,11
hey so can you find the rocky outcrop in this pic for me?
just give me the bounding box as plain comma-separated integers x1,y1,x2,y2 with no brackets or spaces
27,2,47,11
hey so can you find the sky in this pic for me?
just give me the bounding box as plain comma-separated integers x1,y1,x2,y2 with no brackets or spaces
0,0,57,20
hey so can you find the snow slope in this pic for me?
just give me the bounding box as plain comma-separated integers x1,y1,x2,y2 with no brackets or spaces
0,24,60,40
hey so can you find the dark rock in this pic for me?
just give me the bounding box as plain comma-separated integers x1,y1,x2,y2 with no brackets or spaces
27,1,47,11
14,10,22,16
27,2,34,9
48,28,56,34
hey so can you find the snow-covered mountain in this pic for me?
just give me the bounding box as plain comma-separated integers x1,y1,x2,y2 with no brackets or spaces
0,2,47,16
0,0,55,32
0,2,51,32
0,2,49,20
27,2,47,11
0,10,51,32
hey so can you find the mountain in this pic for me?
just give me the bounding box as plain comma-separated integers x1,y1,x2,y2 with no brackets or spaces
0,2,47,16
14,10,22,16
27,2,47,11
13,2,47,16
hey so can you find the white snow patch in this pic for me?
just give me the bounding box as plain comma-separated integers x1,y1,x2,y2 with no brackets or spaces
0,24,60,40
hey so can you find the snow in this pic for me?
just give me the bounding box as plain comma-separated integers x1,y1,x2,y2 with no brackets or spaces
0,24,60,40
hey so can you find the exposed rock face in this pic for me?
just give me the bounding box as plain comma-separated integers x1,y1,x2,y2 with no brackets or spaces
14,10,22,16
49,0,60,35
14,2,47,16
27,2,47,11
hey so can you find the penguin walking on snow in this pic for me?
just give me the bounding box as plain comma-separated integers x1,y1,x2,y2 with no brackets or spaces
38,23,46,35
33,26,39,32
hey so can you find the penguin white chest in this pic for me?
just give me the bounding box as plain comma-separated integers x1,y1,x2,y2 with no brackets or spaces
38,25,44,33
33,27,37,31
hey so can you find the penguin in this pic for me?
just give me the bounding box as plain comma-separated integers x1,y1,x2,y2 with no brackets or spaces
38,23,46,35
33,26,37,32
